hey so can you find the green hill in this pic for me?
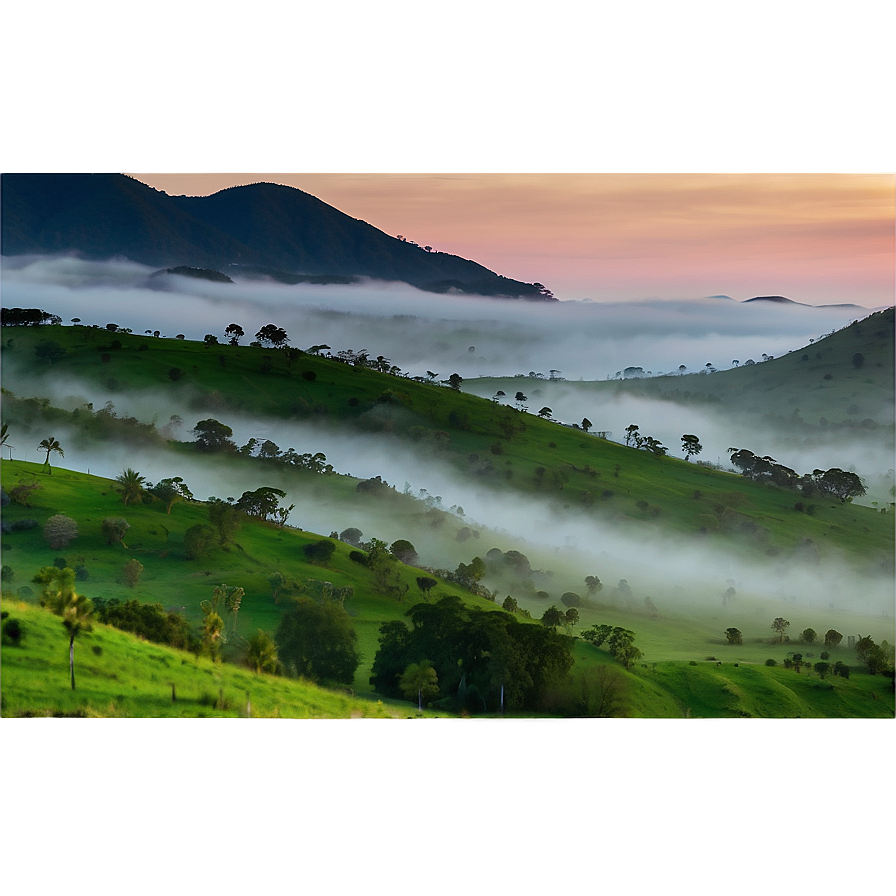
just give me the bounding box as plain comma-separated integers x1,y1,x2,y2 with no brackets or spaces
3,462,893,718
2,321,892,568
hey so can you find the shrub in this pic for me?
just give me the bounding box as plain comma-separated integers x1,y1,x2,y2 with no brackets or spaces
349,550,367,565
168,367,184,381
75,564,90,582
303,540,336,564
1,617,23,646
765,658,777,666
53,556,68,569
0,565,13,582
301,370,317,382
122,559,144,588
183,524,215,560
44,514,78,549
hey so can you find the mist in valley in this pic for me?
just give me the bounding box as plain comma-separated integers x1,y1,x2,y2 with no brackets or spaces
3,255,893,635
1,255,873,382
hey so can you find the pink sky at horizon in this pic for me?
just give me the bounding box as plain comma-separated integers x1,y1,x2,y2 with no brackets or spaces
132,173,894,308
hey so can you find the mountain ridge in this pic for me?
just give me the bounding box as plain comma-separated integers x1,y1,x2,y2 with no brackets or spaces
0,174,554,301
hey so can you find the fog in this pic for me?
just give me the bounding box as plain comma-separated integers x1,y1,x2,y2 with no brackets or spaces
464,382,896,502
7,381,893,624
1,255,872,382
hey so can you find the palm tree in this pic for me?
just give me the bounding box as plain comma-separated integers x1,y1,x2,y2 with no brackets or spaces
246,630,279,674
115,468,146,505
34,566,93,689
38,436,64,472
61,592,94,689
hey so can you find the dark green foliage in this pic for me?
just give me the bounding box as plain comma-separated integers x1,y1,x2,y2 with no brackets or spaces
168,367,184,381
122,559,144,588
725,627,743,645
389,539,419,565
416,576,437,597
560,591,583,608
824,629,843,648
302,539,336,565
93,597,200,653
801,627,817,644
1,307,62,327
183,524,215,559
540,605,564,627
349,550,367,565
192,418,236,452
1,616,24,646
207,499,243,544
369,595,574,712
35,340,66,364
1,564,14,582
339,527,363,546
765,658,777,666
275,599,360,685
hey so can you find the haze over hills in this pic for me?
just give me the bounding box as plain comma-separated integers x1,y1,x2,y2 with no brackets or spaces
0,174,553,301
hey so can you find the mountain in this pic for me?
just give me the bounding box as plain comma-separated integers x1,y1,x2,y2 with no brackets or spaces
743,295,867,310
743,295,796,304
0,174,554,300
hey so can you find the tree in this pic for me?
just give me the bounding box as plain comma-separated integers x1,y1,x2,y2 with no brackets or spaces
101,517,130,547
236,486,286,520
824,629,843,649
581,418,592,433
447,373,463,391
203,334,219,347
390,539,420,565
245,630,279,674
416,576,438,599
339,527,363,546
502,596,518,613
725,627,743,645
564,607,580,628
561,591,583,608
122,559,144,588
801,628,817,644
183,523,215,559
38,435,64,472
43,513,79,549
541,605,564,628
149,477,193,514
584,576,603,597
275,600,360,685
192,419,236,452
224,323,244,345
624,424,640,447
207,498,243,544
255,324,289,347
771,617,790,643
213,583,245,634
812,468,866,503
400,660,440,710
681,434,703,461
114,468,147,505
538,407,553,419
34,566,93,690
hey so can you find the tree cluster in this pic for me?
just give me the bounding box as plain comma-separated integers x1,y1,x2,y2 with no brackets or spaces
370,595,575,713
728,449,866,502
581,624,643,669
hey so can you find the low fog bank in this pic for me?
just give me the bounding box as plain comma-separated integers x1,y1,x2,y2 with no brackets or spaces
464,382,895,502
9,378,892,623
2,255,870,382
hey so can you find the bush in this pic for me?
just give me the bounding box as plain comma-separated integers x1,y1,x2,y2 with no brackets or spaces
122,559,145,588
183,524,215,560
349,550,367,565
301,370,317,382
1,617,23,646
765,658,777,666
12,519,38,531
168,367,184,381
53,556,68,569
43,514,79,549
0,565,13,582
303,540,336,564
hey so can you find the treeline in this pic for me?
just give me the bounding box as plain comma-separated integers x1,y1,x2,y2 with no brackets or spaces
728,448,866,502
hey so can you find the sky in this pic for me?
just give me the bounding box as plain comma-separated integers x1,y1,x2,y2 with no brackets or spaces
7,6,894,312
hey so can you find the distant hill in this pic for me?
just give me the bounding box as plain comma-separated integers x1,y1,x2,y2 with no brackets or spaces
743,295,866,310
0,174,554,301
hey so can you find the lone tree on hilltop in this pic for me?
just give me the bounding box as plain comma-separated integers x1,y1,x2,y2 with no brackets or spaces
681,434,703,461
224,323,244,345
38,436,64,472
255,324,289,347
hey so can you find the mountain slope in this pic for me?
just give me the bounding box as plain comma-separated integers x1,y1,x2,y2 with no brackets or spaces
0,174,552,299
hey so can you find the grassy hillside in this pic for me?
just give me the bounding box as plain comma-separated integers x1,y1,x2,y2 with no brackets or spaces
0,461,501,700
470,306,895,429
3,461,893,718
0,600,442,718
3,323,892,567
